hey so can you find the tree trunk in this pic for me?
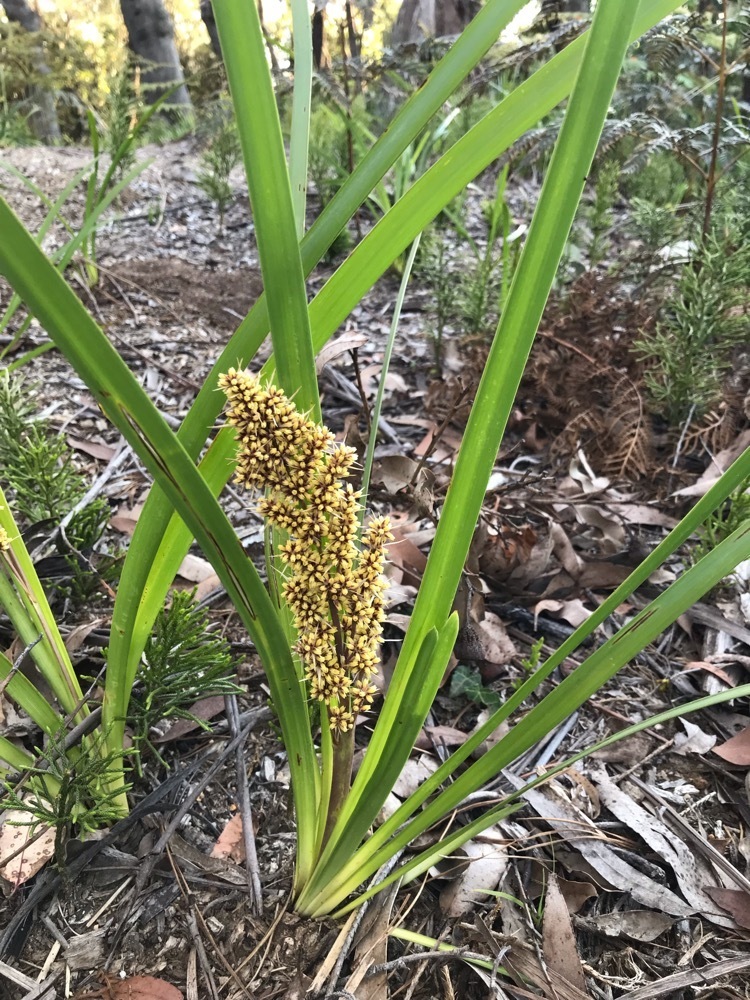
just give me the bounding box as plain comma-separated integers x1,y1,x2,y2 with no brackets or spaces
0,0,61,142
312,7,329,70
200,0,221,58
344,1,360,59
119,0,192,110
390,0,477,45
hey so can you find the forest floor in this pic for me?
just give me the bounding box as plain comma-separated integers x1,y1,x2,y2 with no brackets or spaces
0,139,749,1000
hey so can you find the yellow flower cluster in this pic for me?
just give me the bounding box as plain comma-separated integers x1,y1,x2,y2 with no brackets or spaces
219,367,392,734
0,525,11,551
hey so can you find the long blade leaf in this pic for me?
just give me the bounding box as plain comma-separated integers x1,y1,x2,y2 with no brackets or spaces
0,201,320,878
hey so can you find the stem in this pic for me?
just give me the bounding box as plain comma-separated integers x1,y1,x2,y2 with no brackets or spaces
360,236,421,508
322,725,355,849
702,0,728,239
340,26,356,179
320,596,356,850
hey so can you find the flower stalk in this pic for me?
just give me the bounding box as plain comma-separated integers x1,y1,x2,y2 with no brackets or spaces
219,367,392,740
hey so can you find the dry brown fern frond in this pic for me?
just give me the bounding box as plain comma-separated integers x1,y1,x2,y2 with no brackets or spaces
549,409,600,463
680,405,742,459
594,378,654,480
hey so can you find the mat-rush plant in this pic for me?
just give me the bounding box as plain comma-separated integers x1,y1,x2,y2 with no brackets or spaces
1,0,750,918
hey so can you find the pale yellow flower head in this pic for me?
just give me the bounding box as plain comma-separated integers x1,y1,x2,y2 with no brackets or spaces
219,368,392,734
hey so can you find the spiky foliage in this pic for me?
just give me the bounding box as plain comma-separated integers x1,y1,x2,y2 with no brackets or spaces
1,727,130,865
220,368,391,735
0,372,85,524
101,62,139,180
129,588,238,768
197,100,242,230
0,372,117,601
620,119,749,180
627,195,686,251
416,229,455,372
637,11,706,75
308,101,353,207
508,10,750,191
633,235,750,424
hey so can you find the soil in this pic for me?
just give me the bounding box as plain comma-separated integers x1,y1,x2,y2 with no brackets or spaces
0,139,749,1000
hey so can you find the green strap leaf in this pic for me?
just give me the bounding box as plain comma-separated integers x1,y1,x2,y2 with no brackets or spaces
212,0,319,420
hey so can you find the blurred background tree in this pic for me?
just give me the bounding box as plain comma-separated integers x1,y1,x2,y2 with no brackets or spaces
119,0,192,110
0,0,61,140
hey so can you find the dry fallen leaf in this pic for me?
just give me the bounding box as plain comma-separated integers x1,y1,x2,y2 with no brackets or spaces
64,617,105,654
577,561,632,591
588,765,734,927
705,887,750,930
542,874,589,994
345,881,399,999
473,520,540,583
211,813,246,863
177,553,216,583
468,708,509,757
378,755,439,823
713,723,750,765
108,975,183,1000
67,436,117,462
386,535,428,588
535,598,592,629
416,724,468,750
673,430,750,497
153,695,226,743
315,332,367,372
371,454,423,495
593,732,655,765
573,503,625,552
673,719,717,756
391,754,439,799
682,660,737,688
582,909,673,942
476,612,516,666
0,807,56,886
615,503,678,528
110,503,144,536
518,778,693,917
439,835,509,917
503,941,591,1000
568,451,610,493
556,875,598,914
